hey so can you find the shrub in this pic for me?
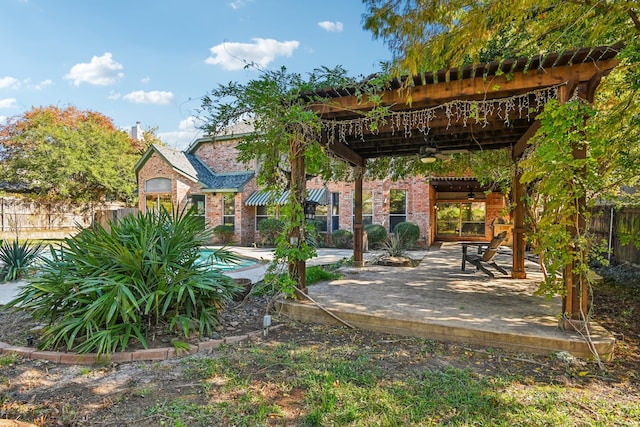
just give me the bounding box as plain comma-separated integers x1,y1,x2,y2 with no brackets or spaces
257,218,284,246
394,221,420,248
364,224,387,249
382,232,409,257
306,219,325,248
306,266,341,284
0,238,43,282
6,208,242,357
213,224,235,244
332,229,353,249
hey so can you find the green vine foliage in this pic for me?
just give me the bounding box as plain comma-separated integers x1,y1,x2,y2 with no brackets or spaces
199,65,390,294
519,100,599,296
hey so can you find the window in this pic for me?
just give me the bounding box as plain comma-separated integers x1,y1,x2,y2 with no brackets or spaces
189,195,205,215
255,205,277,229
144,178,172,213
145,194,172,213
222,193,235,230
389,189,407,232
353,190,373,226
145,177,171,192
189,194,206,229
315,203,328,232
331,192,340,232
436,202,486,237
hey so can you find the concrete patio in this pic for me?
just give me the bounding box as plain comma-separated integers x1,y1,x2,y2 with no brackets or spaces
270,243,615,360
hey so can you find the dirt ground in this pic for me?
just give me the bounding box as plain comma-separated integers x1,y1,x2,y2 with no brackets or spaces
0,264,638,426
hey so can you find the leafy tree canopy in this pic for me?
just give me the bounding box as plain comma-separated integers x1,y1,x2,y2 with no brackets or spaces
363,0,638,72
0,105,142,203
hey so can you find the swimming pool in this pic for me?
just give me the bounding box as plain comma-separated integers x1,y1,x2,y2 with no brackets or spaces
196,249,258,271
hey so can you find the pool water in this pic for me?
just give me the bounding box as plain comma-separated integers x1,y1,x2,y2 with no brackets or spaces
197,249,257,271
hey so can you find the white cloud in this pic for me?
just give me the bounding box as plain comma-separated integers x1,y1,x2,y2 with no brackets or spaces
229,0,251,9
0,98,17,108
0,76,20,89
205,38,299,71
31,79,53,90
158,116,203,150
318,21,344,33
108,91,121,100
141,75,150,84
64,52,124,86
123,90,175,105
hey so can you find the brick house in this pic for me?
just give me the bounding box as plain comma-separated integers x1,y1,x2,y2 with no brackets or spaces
135,125,509,247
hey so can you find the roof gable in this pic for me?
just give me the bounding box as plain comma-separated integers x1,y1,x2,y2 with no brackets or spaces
136,144,254,192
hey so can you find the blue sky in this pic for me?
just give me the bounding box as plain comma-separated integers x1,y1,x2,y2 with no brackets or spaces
0,0,391,150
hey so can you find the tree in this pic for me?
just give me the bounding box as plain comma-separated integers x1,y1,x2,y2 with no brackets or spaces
0,106,141,203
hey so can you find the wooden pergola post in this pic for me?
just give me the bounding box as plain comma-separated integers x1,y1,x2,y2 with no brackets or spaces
511,122,540,279
559,78,591,327
353,166,365,267
289,138,307,298
511,169,527,279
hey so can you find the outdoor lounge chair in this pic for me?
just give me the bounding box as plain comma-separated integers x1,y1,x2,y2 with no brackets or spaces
464,231,509,278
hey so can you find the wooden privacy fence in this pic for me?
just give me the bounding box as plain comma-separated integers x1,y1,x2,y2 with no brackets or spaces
93,208,139,230
0,197,93,233
0,196,132,240
591,205,640,266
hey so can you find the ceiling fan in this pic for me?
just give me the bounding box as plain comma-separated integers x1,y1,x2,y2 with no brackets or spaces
419,141,469,163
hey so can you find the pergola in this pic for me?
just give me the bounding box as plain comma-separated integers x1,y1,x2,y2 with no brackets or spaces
297,44,621,323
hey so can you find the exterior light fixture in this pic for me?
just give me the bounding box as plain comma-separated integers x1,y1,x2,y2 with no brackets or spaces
419,145,439,163
420,154,438,163
467,191,475,200
303,201,317,220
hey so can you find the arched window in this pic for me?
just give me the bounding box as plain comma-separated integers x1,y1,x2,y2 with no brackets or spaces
145,178,172,213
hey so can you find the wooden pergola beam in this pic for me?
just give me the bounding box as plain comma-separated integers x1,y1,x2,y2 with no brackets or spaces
312,60,619,117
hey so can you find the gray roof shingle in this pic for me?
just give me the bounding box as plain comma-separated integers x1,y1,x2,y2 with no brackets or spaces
150,144,254,192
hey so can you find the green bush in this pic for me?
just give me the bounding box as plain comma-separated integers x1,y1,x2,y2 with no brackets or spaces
394,222,420,248
7,208,242,357
332,229,353,249
257,218,284,246
213,224,235,244
364,224,387,249
306,266,341,284
0,238,43,282
306,219,325,248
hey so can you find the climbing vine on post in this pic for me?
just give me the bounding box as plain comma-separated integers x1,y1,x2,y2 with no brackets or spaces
519,99,597,299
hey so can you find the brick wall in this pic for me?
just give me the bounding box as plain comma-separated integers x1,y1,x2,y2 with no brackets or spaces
137,153,197,213
137,140,507,248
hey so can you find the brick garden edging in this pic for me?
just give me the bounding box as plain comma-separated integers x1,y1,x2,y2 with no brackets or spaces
0,324,283,365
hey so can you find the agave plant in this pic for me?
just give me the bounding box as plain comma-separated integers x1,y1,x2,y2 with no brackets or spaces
7,207,243,357
0,238,43,282
382,230,410,258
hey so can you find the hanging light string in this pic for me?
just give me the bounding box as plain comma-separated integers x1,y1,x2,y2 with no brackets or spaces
318,82,566,144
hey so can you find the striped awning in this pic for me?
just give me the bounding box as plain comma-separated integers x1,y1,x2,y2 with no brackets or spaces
245,188,328,206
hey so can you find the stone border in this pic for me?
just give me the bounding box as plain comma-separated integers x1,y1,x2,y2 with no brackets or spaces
0,324,283,365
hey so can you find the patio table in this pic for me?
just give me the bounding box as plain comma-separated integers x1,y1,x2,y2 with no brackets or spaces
459,241,490,270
